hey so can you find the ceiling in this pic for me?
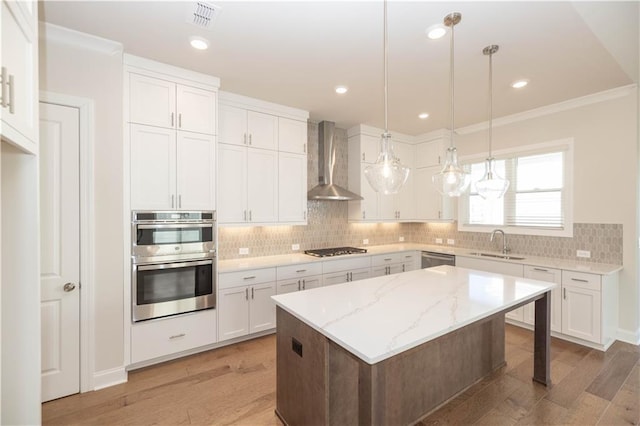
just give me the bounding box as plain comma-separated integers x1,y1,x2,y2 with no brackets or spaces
40,1,638,136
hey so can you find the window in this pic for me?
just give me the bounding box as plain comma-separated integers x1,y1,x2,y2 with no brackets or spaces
459,140,573,237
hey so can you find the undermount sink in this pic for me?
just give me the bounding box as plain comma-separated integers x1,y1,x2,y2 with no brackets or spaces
469,252,525,261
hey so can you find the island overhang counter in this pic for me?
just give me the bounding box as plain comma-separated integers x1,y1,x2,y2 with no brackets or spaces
272,265,556,426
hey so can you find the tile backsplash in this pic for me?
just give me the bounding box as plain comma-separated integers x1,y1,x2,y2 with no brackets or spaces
218,122,622,265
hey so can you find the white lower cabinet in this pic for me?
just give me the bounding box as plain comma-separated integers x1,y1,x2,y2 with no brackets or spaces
370,252,417,277
276,262,323,294
130,309,217,364
561,271,603,344
323,268,371,286
322,256,372,286
218,268,277,341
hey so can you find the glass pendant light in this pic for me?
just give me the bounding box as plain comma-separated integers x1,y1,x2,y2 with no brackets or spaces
476,45,509,200
432,12,470,197
364,0,410,195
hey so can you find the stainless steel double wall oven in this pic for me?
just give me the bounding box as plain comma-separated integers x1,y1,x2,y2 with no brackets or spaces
131,210,216,322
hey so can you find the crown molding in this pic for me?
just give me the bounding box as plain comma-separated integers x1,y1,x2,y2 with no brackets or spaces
219,91,308,121
457,84,637,135
347,124,415,144
39,22,123,56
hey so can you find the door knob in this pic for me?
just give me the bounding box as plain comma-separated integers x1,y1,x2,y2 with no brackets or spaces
63,283,76,292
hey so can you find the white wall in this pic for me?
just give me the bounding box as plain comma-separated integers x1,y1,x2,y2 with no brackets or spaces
39,28,125,376
455,87,639,340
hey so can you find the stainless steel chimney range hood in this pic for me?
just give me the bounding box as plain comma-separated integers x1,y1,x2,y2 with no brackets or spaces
307,121,363,201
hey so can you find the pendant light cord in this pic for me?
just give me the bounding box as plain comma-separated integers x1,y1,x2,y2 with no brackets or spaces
447,15,456,149
488,49,493,157
383,0,389,136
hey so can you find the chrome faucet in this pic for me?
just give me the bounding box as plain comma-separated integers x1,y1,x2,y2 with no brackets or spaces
490,229,510,254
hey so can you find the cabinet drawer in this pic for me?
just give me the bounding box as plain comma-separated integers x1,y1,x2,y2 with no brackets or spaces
562,270,601,291
131,309,217,364
371,252,403,267
277,262,322,280
322,256,371,274
219,267,276,289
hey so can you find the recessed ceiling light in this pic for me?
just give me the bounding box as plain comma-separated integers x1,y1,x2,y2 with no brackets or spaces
511,79,529,89
335,86,348,94
418,113,429,119
189,36,209,50
426,25,446,40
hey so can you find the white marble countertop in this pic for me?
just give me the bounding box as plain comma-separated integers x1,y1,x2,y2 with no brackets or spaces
272,265,556,364
218,243,622,275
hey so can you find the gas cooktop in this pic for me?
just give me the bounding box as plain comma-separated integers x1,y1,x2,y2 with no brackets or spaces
304,247,368,258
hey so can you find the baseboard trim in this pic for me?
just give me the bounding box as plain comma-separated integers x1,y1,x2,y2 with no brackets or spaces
93,367,127,391
617,327,640,346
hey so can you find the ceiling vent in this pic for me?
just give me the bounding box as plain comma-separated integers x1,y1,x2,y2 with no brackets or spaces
186,2,222,30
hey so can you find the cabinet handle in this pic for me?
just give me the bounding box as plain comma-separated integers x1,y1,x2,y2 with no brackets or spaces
178,113,182,128
244,210,247,221
243,275,256,280
178,195,182,208
571,278,589,283
362,211,366,220
384,258,392,261
296,269,307,273
171,112,174,127
249,134,252,145
405,255,412,258
169,333,185,340
297,280,301,291
244,133,247,145
302,279,306,290
533,268,549,272
402,264,406,272
563,288,566,300
303,211,307,220
7,74,14,114
251,287,254,299
245,288,249,300
249,210,252,221
0,67,6,108
303,143,306,153
438,211,441,219
362,153,365,161
171,195,175,208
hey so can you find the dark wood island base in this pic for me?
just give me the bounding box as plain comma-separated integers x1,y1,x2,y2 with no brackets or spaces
275,307,508,425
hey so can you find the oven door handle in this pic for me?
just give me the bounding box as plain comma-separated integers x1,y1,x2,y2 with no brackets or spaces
137,259,213,271
136,223,213,230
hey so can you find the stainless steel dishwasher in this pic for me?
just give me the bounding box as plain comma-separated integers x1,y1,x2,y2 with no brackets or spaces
421,251,456,268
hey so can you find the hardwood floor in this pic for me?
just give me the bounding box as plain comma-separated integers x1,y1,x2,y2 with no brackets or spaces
43,325,640,425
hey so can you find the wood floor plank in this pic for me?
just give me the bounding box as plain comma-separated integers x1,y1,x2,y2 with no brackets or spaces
514,398,568,425
598,364,640,425
559,391,609,425
474,408,518,426
586,350,640,401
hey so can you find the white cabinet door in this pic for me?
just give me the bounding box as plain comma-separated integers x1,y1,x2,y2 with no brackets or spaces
350,267,371,282
562,285,601,343
357,165,379,221
176,132,215,210
414,165,452,220
360,134,380,164
395,142,414,220
279,152,307,223
301,275,322,290
1,0,38,152
277,279,301,295
247,148,278,223
371,266,387,278
130,124,176,210
129,73,176,128
323,271,350,287
247,110,277,150
176,85,216,135
218,143,247,223
218,286,250,341
523,266,562,332
279,117,307,154
249,282,277,333
218,104,247,146
415,139,444,168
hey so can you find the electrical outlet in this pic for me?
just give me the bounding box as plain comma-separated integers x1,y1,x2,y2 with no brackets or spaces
292,243,300,251
239,247,249,255
363,239,369,245
576,250,591,258
447,239,455,245
435,238,443,244
399,236,405,242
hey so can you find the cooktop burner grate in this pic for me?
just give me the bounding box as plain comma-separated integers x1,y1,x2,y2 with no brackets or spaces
304,247,368,257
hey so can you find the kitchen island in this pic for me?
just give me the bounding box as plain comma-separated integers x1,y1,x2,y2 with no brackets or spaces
272,265,556,425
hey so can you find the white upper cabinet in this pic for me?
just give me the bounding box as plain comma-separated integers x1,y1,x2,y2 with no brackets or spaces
218,91,309,225
218,104,277,150
278,117,307,154
130,124,214,210
1,0,38,154
415,138,446,168
125,55,219,211
129,72,216,135
414,137,453,221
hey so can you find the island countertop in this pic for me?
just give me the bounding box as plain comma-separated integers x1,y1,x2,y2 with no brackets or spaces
272,265,556,364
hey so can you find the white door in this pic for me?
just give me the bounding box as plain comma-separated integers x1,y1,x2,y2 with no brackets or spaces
301,276,322,291
562,285,601,343
218,143,247,223
39,102,80,402
247,148,278,223
278,117,306,154
218,104,247,146
249,282,276,333
129,73,176,128
278,152,307,222
218,286,249,341
247,110,277,150
176,84,216,135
